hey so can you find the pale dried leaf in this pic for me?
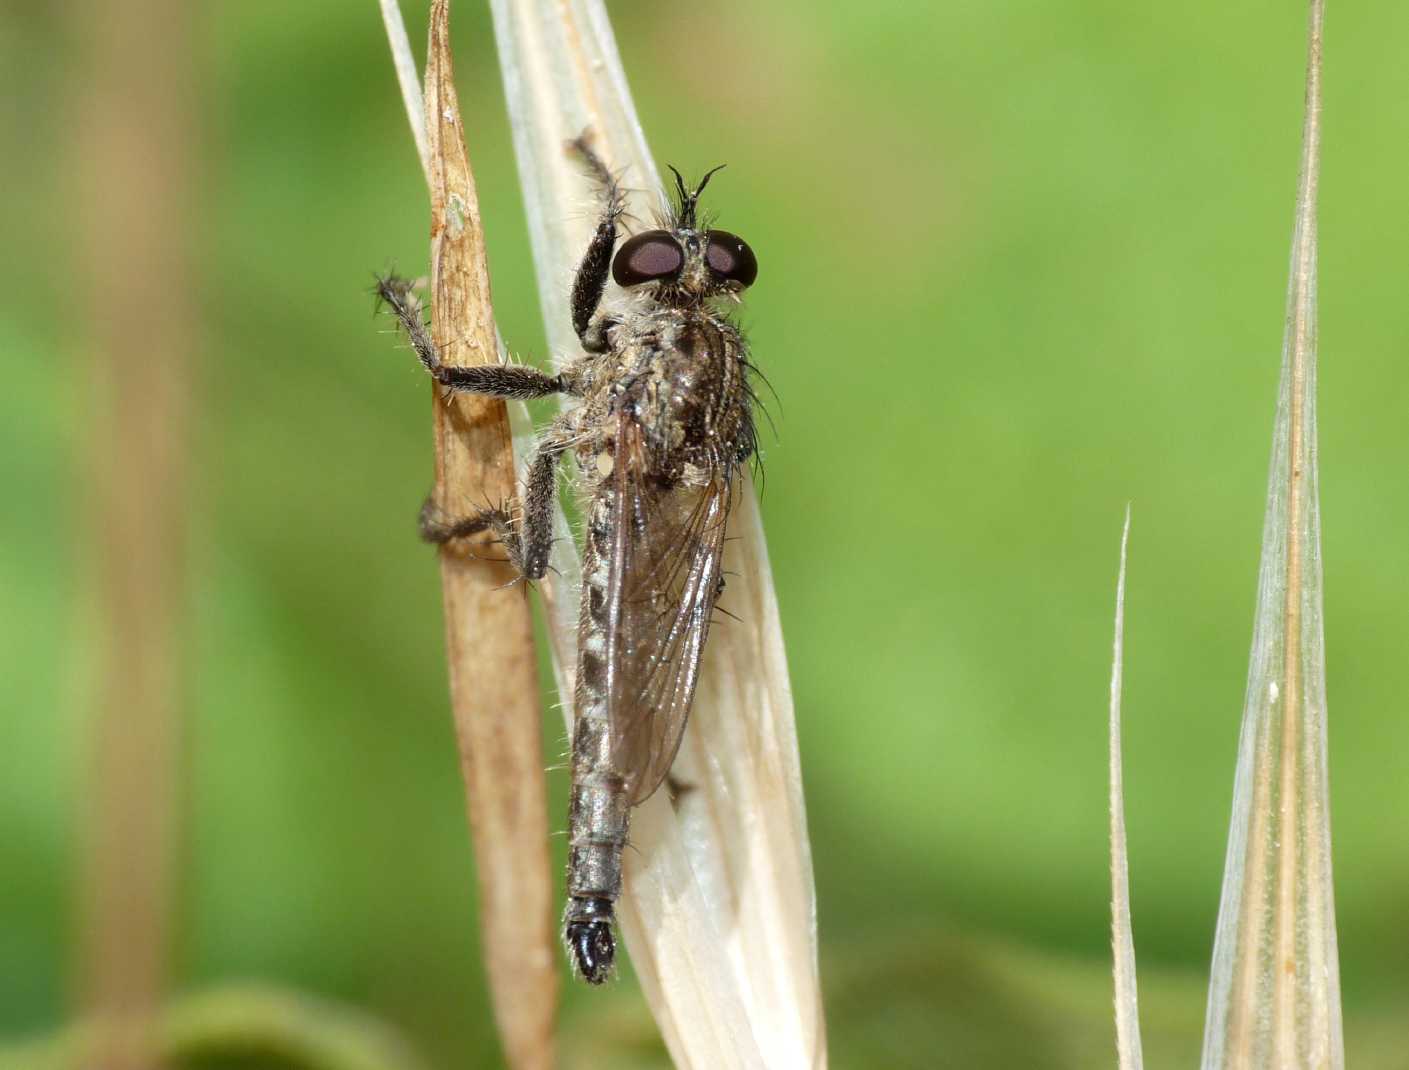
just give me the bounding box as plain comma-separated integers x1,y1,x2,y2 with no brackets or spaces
1200,3,1343,1066
488,2,826,1066
377,0,429,181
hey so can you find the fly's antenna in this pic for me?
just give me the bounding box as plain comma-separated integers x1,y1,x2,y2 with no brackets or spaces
667,163,726,228
668,164,690,220
694,164,725,198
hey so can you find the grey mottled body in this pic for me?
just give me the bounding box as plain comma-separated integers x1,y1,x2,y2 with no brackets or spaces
378,138,760,984
562,309,751,916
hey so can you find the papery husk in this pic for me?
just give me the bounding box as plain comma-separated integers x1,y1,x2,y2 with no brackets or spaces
489,3,826,1065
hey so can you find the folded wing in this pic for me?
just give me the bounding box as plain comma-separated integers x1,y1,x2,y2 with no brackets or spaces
603,415,735,805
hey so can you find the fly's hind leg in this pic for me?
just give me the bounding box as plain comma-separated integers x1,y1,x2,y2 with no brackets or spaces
567,134,626,353
421,444,561,580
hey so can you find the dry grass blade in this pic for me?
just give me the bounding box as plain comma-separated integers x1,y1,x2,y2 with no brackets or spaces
1200,2,1342,1066
377,0,429,180
489,2,826,1066
1108,507,1143,1070
379,3,558,1067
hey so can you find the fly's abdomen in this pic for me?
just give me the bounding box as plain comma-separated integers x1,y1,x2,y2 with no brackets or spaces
564,505,629,983
566,716,628,900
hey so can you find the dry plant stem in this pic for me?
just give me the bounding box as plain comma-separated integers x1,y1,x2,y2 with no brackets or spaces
74,2,192,1067
415,4,557,1067
490,3,825,1066
1202,1,1342,1066
1107,508,1144,1070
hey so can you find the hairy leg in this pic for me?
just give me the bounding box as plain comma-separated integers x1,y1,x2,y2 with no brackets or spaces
419,446,560,580
376,274,567,398
567,135,626,353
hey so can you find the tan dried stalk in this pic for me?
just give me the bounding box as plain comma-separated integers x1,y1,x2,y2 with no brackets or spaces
1201,1,1342,1066
74,1,192,1067
380,4,557,1067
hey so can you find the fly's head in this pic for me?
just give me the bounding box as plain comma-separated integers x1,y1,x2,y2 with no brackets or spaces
610,164,758,308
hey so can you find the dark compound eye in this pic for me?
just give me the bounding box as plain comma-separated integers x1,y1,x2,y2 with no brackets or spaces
612,231,684,286
704,230,758,288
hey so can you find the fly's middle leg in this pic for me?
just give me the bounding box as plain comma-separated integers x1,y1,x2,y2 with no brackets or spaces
567,134,626,353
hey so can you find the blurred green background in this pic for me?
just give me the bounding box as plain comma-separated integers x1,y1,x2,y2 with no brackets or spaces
4,1,1408,1067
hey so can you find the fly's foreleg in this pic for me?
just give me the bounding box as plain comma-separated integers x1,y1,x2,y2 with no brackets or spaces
428,364,566,399
420,446,560,580
567,135,625,353
376,274,569,398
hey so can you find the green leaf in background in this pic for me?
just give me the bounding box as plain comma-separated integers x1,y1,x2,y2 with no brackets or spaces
4,2,1408,1067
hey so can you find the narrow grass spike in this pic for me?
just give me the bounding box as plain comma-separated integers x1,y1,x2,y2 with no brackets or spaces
1108,506,1144,1070
1200,2,1343,1066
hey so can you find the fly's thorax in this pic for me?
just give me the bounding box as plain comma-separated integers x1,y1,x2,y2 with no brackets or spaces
588,309,751,468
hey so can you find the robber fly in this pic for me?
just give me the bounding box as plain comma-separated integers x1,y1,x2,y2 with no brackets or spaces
377,138,760,983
